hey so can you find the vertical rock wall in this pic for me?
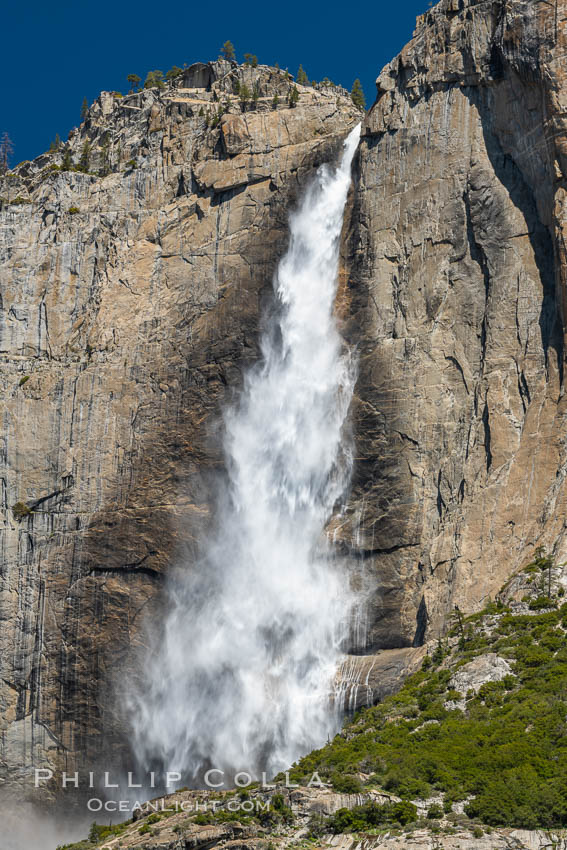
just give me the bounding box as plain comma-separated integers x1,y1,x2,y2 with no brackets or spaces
342,0,567,651
0,63,359,798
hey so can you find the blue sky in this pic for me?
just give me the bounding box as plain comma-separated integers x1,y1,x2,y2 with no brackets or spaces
2,0,428,165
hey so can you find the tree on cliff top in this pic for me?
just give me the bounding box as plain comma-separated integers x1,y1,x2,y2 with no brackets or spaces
297,65,308,85
166,65,183,82
144,70,165,89
221,40,235,61
80,96,88,121
127,73,141,92
351,79,366,110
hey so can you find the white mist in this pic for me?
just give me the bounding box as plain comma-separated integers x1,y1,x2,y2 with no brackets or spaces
132,124,361,781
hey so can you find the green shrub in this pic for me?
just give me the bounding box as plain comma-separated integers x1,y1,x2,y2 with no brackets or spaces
328,801,417,833
19,375,30,386
12,501,31,520
529,596,556,611
330,773,363,794
144,70,165,89
427,803,444,819
68,206,80,214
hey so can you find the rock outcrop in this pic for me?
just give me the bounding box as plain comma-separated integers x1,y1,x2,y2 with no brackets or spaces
341,0,567,652
43,784,567,850
0,61,359,798
4,0,567,808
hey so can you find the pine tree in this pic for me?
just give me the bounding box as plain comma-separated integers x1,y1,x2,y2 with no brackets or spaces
272,93,279,109
239,83,250,106
49,133,61,153
221,40,235,61
288,86,299,107
0,132,13,173
127,73,141,92
61,147,73,171
296,65,308,85
144,70,165,90
77,141,90,173
81,97,88,121
166,66,183,82
351,78,366,110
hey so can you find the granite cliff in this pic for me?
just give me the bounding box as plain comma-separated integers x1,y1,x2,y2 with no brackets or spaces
0,61,359,798
338,0,567,694
2,0,567,809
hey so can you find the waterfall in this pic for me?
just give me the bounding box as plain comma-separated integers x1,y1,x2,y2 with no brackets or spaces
131,123,361,783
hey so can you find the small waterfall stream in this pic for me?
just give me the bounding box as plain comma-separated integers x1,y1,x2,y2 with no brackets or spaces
132,123,362,782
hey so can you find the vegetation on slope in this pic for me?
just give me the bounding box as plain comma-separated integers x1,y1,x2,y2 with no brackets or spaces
286,554,567,830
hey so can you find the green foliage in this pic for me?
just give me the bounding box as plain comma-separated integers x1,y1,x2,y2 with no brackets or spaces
68,206,80,214
19,375,30,386
272,93,279,109
12,501,31,520
296,64,308,85
221,40,235,61
77,141,90,173
239,83,251,105
127,73,141,91
328,801,417,833
244,53,258,67
166,65,183,81
144,70,165,89
80,96,88,121
427,803,444,819
287,590,567,829
49,133,61,152
529,595,556,610
288,85,299,107
330,773,363,794
60,147,73,170
351,78,366,110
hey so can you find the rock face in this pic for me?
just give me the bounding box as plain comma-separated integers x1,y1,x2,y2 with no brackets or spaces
341,0,567,651
4,0,567,807
0,61,359,797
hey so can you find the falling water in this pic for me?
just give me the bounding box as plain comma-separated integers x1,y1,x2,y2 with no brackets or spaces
132,123,362,782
